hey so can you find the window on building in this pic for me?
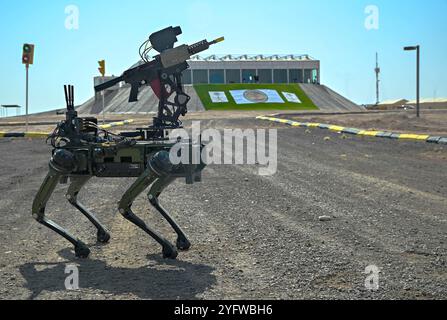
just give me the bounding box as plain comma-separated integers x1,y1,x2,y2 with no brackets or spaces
304,69,312,84
258,69,273,83
226,69,241,84
193,70,208,84
312,69,318,84
182,70,192,85
273,69,288,83
242,69,256,83
289,69,303,83
209,69,225,84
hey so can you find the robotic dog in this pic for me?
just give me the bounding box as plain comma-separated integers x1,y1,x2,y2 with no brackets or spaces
32,27,223,259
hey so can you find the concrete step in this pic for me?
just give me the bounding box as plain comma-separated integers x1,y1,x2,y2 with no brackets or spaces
77,85,205,115
299,84,363,112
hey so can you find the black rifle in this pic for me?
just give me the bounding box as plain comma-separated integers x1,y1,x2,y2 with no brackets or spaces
94,26,223,130
95,34,224,103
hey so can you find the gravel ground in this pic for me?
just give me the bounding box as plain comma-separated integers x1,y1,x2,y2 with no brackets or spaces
0,116,446,300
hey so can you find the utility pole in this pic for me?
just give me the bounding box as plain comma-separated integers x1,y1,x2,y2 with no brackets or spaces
375,52,380,106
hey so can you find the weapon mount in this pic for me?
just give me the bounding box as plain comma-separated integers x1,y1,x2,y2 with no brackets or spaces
94,26,224,138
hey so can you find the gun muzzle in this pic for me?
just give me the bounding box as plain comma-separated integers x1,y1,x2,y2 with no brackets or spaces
210,37,225,45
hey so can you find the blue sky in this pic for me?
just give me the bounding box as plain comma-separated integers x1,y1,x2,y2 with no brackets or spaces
0,0,446,113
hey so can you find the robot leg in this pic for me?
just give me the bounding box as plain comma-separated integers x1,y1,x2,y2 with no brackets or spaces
118,151,178,259
66,176,111,244
32,150,90,258
148,176,191,251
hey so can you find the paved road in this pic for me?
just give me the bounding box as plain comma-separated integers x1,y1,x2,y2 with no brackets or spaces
0,118,445,299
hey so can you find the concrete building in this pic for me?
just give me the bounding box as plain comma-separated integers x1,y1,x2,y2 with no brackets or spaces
183,54,320,85
78,53,365,115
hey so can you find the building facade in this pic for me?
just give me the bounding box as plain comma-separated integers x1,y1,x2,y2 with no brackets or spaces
182,54,320,85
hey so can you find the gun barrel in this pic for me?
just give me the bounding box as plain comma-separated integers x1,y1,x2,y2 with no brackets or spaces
188,36,224,55
94,76,124,92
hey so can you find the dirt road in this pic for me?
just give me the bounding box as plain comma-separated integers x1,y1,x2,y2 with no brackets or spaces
0,117,446,300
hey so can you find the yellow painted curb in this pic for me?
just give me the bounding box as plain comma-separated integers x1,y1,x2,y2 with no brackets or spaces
398,134,430,140
25,132,49,138
256,115,445,144
328,125,345,132
0,119,135,139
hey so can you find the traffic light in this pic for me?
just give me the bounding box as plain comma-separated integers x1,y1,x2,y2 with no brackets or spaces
98,60,106,77
22,44,35,65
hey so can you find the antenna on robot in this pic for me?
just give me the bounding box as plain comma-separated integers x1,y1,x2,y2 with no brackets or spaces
64,85,75,111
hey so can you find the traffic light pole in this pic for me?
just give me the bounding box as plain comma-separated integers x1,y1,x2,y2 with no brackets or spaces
102,90,105,125
416,46,420,118
98,61,106,125
25,64,29,132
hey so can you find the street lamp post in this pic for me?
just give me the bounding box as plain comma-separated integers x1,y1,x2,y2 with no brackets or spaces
404,45,420,118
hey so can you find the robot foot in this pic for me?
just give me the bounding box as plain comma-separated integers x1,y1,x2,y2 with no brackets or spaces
75,241,91,259
162,243,178,260
176,236,191,251
97,229,111,244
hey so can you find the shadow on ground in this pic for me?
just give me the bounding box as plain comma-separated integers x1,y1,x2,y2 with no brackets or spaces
19,249,216,300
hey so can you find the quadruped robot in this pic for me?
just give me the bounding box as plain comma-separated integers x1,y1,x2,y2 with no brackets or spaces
32,27,224,259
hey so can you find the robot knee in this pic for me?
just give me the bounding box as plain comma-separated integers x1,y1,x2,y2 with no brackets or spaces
32,211,44,223
118,207,131,219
